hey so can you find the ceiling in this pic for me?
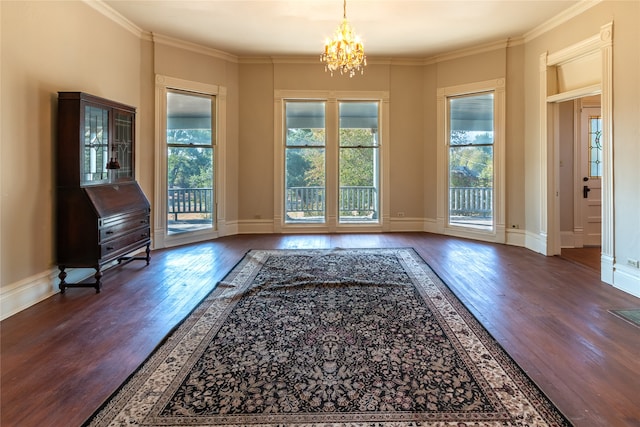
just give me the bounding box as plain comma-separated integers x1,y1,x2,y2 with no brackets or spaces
103,0,583,59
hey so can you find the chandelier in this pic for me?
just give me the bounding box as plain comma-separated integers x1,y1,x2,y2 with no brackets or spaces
320,0,366,77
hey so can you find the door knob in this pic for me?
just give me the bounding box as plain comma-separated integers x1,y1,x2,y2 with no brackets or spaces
583,185,591,198
583,177,589,182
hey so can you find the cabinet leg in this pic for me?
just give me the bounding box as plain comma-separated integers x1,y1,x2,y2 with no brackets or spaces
58,266,68,294
94,267,102,294
145,243,151,265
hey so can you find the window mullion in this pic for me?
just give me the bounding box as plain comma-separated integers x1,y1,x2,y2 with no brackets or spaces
325,99,339,229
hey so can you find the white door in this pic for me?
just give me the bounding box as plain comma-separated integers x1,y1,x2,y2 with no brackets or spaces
580,107,602,247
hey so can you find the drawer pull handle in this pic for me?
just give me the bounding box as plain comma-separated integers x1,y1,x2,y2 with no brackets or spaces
105,231,114,235
141,220,147,224
106,246,114,250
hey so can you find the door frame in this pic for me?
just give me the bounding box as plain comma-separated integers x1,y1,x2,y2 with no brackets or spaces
539,22,613,284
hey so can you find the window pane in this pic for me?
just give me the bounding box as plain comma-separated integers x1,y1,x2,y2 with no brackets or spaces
285,102,325,146
448,92,494,230
167,92,214,145
339,102,379,223
589,115,602,178
167,147,214,234
113,111,133,180
339,147,378,221
339,102,378,146
285,148,325,222
166,90,215,234
83,106,109,182
449,94,494,145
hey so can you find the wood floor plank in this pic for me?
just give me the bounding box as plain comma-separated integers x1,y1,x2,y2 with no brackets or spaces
1,233,639,426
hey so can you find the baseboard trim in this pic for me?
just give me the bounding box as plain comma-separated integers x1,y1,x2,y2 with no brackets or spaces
389,217,424,232
237,219,275,234
525,231,548,255
506,229,526,247
1,248,147,320
3,226,635,319
0,267,94,321
612,264,640,298
560,231,576,248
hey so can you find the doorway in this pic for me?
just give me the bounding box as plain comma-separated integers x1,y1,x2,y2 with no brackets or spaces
559,96,601,271
541,22,613,284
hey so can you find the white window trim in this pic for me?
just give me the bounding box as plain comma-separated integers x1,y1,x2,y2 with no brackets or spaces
154,74,227,248
274,90,390,234
436,79,506,244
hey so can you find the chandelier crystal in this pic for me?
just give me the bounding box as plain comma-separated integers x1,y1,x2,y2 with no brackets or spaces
320,0,366,77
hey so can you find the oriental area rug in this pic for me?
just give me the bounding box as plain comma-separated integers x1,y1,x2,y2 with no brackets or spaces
85,248,571,426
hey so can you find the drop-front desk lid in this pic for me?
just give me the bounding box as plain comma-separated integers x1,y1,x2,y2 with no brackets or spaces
83,181,150,218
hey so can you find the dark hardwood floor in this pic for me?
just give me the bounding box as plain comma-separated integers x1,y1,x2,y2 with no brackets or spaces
1,233,639,426
561,247,602,271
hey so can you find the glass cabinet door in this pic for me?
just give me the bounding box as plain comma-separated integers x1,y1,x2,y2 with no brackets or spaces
81,105,109,184
113,110,134,181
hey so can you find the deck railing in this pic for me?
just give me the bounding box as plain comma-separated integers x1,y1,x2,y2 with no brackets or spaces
167,188,213,220
339,186,377,214
286,186,378,217
449,187,492,217
167,186,492,221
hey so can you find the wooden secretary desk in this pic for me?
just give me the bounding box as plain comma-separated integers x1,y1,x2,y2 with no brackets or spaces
56,92,151,293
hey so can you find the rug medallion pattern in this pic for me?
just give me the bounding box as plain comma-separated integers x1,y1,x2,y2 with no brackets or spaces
86,249,571,426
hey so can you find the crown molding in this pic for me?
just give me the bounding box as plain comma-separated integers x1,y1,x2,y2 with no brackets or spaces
423,38,519,65
83,0,147,39
524,0,603,42
87,0,596,67
239,57,277,65
151,33,239,63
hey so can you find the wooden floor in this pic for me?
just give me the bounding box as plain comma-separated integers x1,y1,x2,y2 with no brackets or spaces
561,247,602,271
2,233,639,427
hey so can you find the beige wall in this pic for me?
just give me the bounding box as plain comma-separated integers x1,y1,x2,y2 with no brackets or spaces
2,0,639,317
523,0,639,282
422,64,438,221
238,63,275,222
558,101,575,233
153,43,241,225
236,52,509,225
504,44,526,231
388,65,425,220
1,1,142,290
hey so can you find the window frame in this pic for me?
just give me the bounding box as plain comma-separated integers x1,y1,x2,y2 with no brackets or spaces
166,89,216,235
274,90,390,233
436,79,506,243
154,74,227,248
284,100,328,224
338,101,381,224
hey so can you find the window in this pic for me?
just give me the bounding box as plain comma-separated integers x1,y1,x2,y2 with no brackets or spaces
448,93,494,229
166,90,215,234
276,91,389,232
339,102,379,223
437,80,505,242
284,102,326,223
155,75,226,248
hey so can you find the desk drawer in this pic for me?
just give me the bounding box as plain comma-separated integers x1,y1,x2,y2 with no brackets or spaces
100,211,149,242
99,226,150,259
